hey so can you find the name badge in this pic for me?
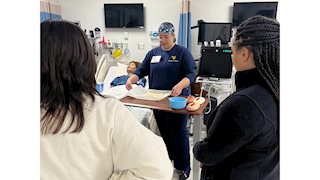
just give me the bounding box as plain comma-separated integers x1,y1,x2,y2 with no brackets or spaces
151,56,161,63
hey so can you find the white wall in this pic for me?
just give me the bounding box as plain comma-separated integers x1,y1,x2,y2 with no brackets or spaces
61,0,280,62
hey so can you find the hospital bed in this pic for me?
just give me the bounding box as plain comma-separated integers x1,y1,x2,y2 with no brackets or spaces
98,58,159,134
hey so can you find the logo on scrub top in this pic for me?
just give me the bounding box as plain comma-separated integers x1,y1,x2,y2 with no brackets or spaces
168,55,179,62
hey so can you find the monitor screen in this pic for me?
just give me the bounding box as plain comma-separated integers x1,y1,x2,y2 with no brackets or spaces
104,3,144,28
232,2,278,27
198,47,233,78
198,23,232,45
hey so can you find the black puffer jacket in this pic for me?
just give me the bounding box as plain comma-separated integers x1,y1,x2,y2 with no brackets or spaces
193,68,279,180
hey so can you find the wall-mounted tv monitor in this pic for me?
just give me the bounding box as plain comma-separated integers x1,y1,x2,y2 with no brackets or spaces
232,2,278,27
104,3,144,28
198,22,232,45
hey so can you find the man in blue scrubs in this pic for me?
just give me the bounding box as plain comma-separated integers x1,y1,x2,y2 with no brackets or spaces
126,22,196,179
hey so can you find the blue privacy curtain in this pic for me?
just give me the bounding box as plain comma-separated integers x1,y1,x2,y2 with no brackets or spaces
177,0,191,50
40,0,62,22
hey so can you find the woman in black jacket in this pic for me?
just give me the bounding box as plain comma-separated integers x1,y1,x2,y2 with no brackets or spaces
193,15,279,180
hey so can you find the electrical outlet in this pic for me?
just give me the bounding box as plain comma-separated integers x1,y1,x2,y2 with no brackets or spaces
107,39,113,48
138,43,144,50
124,32,128,40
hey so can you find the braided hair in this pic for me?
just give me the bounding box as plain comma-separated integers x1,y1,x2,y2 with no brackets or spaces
234,15,279,101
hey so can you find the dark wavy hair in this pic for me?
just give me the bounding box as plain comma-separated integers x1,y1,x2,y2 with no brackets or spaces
234,15,280,101
41,20,99,134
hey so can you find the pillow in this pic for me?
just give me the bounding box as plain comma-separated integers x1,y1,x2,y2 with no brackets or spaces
116,62,128,77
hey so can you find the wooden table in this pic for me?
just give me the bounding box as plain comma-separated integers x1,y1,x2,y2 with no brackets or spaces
120,96,209,180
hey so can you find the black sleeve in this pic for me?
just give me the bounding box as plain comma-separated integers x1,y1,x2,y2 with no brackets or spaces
193,95,265,166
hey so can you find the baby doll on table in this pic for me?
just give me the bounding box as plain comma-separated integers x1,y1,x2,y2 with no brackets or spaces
110,61,146,87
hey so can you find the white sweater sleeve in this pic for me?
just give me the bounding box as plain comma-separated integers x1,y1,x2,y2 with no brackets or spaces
109,100,173,180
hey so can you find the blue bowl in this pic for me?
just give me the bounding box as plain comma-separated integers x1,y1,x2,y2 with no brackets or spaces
169,97,187,109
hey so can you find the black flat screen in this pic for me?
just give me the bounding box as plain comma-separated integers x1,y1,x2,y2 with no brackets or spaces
198,47,233,78
104,3,144,28
232,2,278,27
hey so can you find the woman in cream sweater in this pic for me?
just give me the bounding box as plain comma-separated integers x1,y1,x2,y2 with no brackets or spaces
41,20,173,180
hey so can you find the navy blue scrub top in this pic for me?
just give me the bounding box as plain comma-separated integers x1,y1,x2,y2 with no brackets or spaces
134,44,196,96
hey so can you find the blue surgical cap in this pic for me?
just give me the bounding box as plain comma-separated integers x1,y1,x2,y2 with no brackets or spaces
158,22,175,34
